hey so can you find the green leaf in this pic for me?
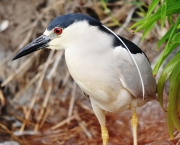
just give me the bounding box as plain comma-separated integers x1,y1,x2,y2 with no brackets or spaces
153,16,180,75
166,1,180,15
169,62,180,132
153,43,179,75
132,1,180,32
168,15,173,26
172,32,180,43
134,14,160,32
157,26,174,49
146,0,160,18
177,24,180,29
178,89,180,114
157,51,180,107
142,22,156,40
167,60,180,139
164,16,180,56
161,1,167,28
129,18,145,29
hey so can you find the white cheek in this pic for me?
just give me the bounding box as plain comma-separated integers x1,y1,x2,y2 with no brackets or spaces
43,29,63,50
48,38,63,50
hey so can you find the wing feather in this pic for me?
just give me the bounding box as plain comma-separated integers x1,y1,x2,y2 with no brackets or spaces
113,46,156,98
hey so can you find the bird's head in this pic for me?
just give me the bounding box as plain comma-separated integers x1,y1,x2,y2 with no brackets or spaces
12,13,105,60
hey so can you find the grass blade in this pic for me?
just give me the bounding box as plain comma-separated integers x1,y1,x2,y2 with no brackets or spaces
129,18,145,29
157,26,174,49
161,1,167,28
164,16,180,56
153,43,179,75
169,62,180,132
157,51,180,107
132,1,180,32
142,22,156,40
172,32,180,43
146,0,160,18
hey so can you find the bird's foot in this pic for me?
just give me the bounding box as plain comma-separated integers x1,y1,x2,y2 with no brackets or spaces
101,125,109,145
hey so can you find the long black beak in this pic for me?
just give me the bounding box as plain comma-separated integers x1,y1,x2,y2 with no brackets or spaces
12,35,50,60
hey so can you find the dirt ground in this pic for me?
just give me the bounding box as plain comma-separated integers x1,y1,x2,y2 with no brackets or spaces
0,0,178,145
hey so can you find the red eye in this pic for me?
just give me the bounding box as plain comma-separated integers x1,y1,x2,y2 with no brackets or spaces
54,28,63,35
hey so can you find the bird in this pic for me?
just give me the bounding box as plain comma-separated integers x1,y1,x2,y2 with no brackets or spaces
12,13,156,145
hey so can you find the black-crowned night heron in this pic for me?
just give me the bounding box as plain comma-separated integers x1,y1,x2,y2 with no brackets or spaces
13,13,156,145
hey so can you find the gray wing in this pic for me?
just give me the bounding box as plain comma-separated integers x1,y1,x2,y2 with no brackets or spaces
113,46,156,98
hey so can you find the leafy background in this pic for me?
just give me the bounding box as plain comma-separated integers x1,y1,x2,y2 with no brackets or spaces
130,0,180,139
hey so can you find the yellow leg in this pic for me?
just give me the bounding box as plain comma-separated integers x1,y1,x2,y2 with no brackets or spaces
131,108,138,145
101,125,109,145
90,98,108,145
